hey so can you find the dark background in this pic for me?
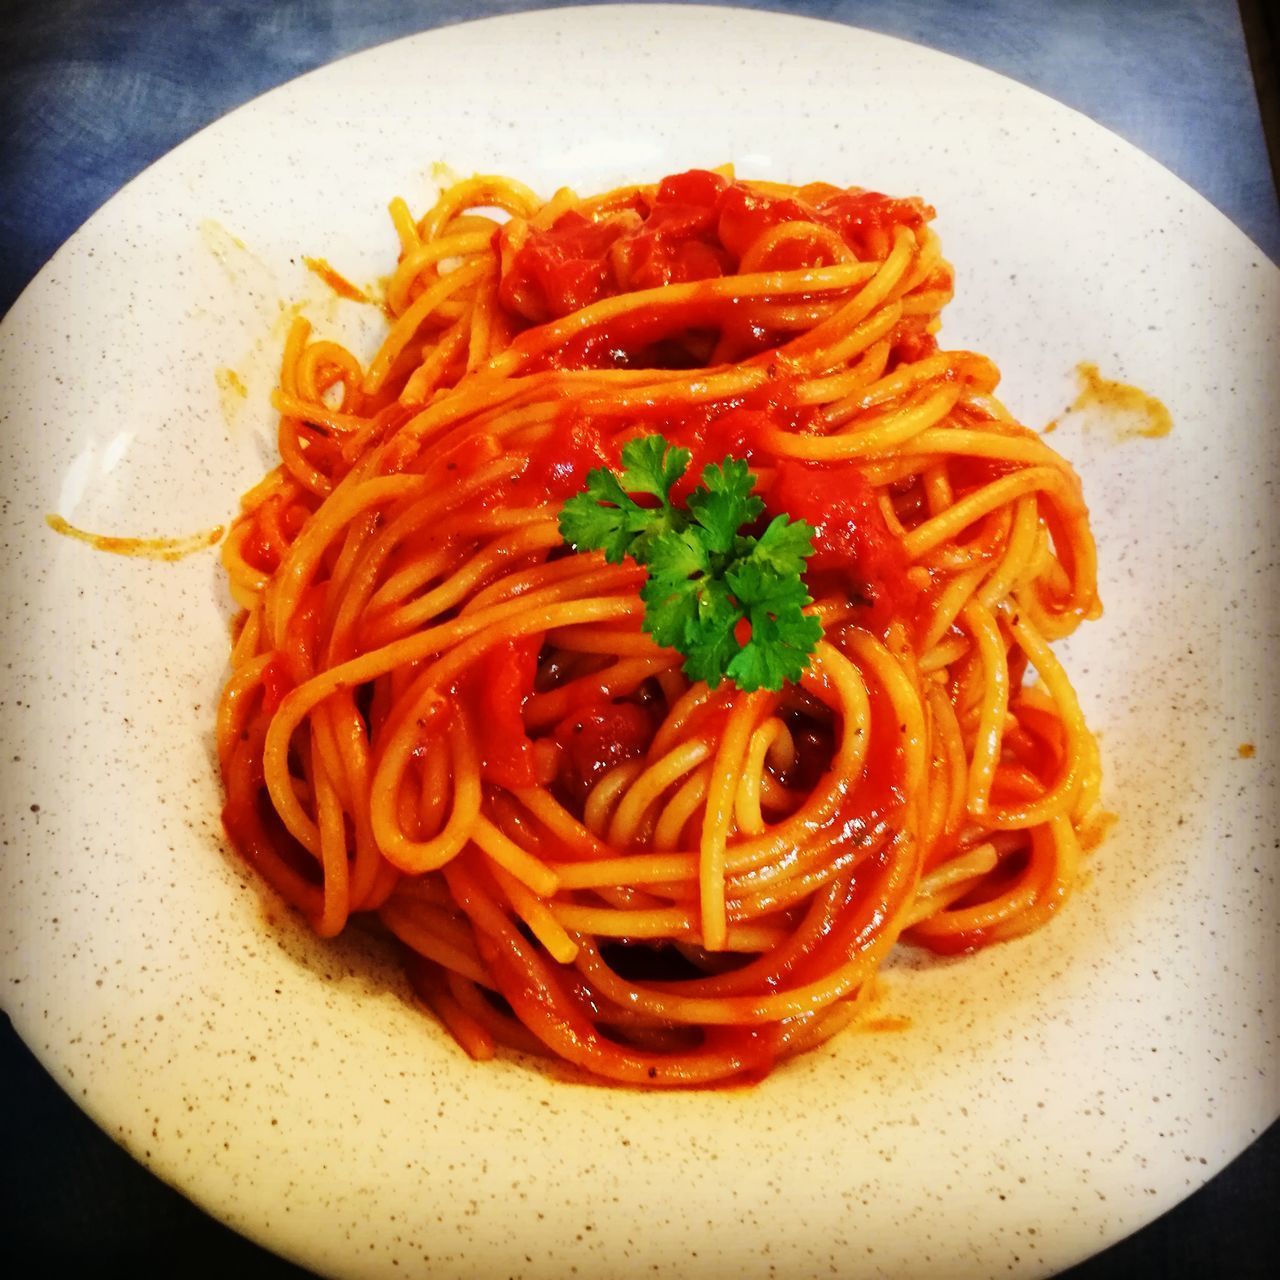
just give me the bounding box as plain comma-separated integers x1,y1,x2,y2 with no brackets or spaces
2,2,1277,1276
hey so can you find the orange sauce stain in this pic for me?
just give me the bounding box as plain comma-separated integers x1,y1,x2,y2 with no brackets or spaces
863,1014,912,1034
1238,743,1256,759
303,255,371,304
375,273,397,318
1047,361,1171,440
1079,809,1117,854
215,366,248,399
272,298,310,339
45,514,224,561
199,219,249,258
214,366,249,427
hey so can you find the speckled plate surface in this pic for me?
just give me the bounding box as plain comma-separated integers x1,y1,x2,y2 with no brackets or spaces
1,6,1276,1277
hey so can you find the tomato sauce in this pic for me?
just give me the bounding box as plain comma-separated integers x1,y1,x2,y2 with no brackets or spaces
463,637,546,788
511,414,612,506
768,459,918,630
456,168,934,777
499,168,932,364
552,700,654,799
259,655,294,713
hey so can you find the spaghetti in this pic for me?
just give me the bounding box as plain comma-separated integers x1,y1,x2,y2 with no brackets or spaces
217,168,1104,1086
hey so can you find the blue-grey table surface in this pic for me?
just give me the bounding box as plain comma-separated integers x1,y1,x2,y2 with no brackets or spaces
1,1,1276,1277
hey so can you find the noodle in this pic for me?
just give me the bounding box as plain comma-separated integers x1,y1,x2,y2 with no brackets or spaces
217,168,1104,1086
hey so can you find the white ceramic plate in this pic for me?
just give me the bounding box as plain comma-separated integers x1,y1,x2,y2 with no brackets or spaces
1,6,1276,1277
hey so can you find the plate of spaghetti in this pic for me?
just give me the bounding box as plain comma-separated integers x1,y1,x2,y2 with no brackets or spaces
1,6,1276,1279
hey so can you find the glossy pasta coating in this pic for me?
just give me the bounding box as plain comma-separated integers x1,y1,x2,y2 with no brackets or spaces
217,169,1104,1086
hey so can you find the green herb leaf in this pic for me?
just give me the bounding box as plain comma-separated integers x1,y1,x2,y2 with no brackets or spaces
726,606,824,691
618,434,691,506
687,457,763,555
724,556,823,690
559,468,648,564
558,433,823,691
676,578,743,689
749,513,819,579
639,531,709,650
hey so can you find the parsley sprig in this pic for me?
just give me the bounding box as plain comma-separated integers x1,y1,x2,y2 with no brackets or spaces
558,434,823,692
